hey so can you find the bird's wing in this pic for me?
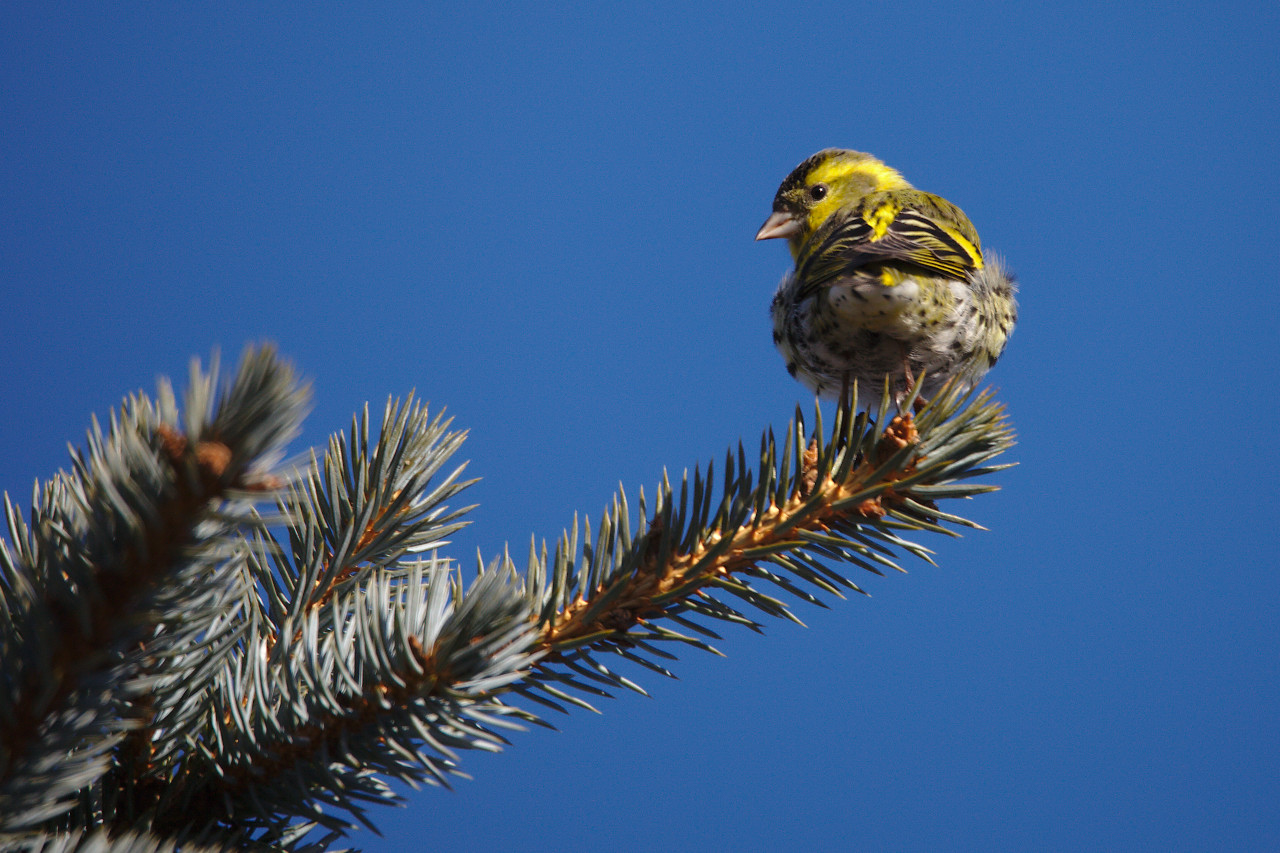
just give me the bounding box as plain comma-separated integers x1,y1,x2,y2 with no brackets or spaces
796,193,983,293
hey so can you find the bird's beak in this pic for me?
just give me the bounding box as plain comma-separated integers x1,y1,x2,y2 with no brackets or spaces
755,210,802,242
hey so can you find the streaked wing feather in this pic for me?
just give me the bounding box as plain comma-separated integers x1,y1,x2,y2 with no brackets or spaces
795,195,983,294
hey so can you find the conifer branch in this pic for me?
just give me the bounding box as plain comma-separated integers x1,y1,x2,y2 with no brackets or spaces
1,353,1014,851
0,347,308,831
511,382,1014,712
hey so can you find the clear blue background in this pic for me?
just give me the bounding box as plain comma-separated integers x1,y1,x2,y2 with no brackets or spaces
3,3,1278,850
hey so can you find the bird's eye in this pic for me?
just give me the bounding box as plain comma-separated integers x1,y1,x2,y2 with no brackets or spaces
809,184,828,201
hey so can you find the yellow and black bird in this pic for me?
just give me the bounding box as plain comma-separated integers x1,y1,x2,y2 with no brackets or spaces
757,149,1017,408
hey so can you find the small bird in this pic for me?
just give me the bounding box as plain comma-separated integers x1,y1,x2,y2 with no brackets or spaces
757,149,1017,408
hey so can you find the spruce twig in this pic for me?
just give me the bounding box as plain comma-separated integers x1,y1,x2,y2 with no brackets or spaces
0,352,1013,851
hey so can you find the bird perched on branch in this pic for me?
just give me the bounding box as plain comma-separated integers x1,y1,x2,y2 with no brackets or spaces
757,148,1017,409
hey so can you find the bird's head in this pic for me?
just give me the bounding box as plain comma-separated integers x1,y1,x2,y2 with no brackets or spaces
755,149,912,257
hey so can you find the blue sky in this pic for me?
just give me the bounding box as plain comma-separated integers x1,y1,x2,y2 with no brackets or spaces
3,2,1278,850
